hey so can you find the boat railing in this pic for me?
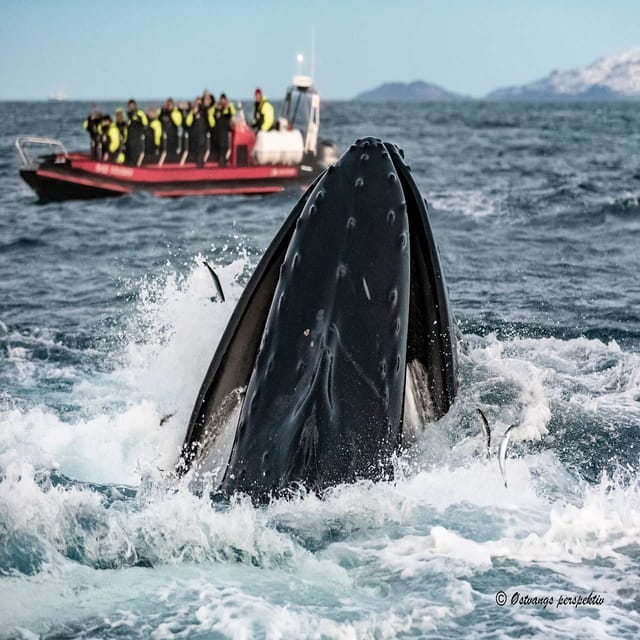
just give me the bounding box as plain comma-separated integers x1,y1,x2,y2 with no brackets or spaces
15,136,69,170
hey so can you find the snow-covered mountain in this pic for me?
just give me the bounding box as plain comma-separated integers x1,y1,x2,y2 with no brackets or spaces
488,47,640,101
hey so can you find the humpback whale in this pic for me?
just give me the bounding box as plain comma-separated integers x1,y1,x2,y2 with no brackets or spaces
178,137,458,501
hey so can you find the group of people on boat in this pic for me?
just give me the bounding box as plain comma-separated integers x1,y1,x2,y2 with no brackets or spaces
84,88,275,167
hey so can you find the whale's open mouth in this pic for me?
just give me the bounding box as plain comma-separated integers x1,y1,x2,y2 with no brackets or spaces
178,137,458,500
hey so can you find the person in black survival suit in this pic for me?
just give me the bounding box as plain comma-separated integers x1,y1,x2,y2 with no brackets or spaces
83,109,104,159
212,93,236,166
202,91,216,159
125,99,149,166
252,88,274,132
159,98,183,162
178,100,190,160
143,108,162,164
184,97,209,167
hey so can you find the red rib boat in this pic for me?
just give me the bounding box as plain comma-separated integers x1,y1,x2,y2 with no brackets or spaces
17,78,338,202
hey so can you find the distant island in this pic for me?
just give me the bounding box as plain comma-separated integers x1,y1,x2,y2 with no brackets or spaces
354,46,640,102
354,81,467,102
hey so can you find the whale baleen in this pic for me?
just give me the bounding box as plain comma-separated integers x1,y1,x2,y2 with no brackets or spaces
178,137,458,500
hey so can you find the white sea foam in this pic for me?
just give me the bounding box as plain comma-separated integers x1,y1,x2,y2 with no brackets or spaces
1,254,640,638
2,452,639,637
6,345,36,385
467,332,640,443
469,333,552,441
0,258,246,485
428,189,500,218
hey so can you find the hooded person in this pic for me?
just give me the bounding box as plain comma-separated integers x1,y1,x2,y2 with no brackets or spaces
252,87,274,132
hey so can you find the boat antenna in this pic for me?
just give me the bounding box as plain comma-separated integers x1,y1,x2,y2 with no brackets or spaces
310,26,316,83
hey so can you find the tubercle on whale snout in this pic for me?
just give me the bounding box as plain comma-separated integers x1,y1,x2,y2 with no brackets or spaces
178,137,458,501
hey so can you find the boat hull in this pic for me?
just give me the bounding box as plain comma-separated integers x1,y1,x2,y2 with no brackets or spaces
20,154,322,202
20,168,124,201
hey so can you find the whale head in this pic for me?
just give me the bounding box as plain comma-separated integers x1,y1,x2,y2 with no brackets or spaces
179,137,458,500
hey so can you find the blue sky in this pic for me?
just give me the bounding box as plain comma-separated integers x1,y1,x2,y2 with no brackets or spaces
0,0,638,100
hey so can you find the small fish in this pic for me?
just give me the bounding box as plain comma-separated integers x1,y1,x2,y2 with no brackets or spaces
476,408,491,458
160,412,175,426
203,261,225,302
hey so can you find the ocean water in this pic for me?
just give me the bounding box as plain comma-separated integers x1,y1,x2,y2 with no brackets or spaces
1,100,639,639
